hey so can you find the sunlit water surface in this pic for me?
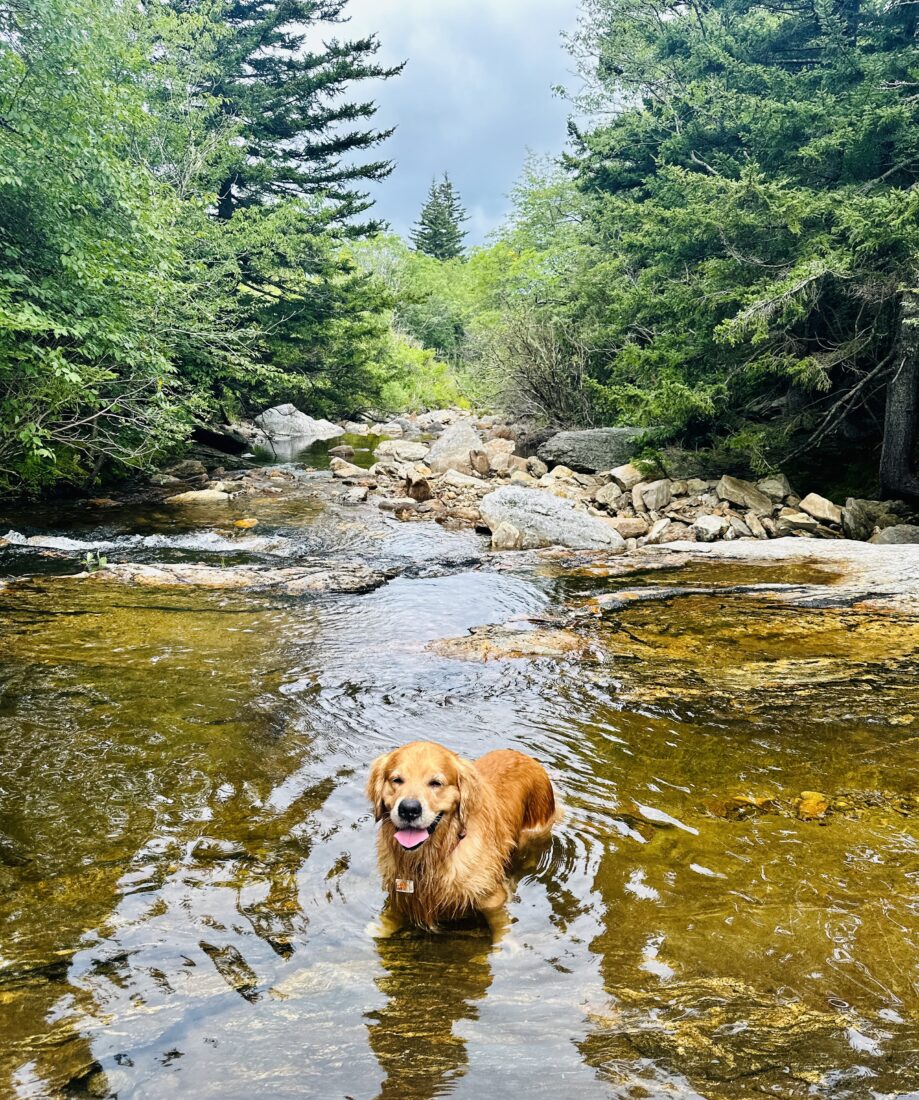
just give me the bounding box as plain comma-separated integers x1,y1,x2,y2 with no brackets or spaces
1,466,917,1099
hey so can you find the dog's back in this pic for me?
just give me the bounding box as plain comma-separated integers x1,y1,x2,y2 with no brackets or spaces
475,749,560,844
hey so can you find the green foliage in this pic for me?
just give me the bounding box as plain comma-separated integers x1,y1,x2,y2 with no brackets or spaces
82,551,108,573
376,332,464,414
190,0,403,229
0,0,399,495
354,160,589,418
562,0,919,472
410,174,469,260
0,0,195,491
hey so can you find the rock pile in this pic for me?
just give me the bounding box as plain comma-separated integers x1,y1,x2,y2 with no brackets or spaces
150,405,918,552
329,415,918,551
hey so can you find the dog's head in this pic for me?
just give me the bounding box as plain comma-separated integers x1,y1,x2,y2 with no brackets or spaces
367,741,482,851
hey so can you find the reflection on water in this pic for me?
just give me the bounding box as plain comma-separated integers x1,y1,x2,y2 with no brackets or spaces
254,431,385,469
367,929,494,1100
1,482,918,1098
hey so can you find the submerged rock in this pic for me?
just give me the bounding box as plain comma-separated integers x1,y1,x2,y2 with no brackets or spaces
480,486,626,551
796,791,830,821
429,623,589,661
71,561,390,594
537,427,643,473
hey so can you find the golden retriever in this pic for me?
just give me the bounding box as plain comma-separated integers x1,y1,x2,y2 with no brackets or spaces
367,740,560,929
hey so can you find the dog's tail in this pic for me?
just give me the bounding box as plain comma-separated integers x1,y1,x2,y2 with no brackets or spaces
522,773,563,833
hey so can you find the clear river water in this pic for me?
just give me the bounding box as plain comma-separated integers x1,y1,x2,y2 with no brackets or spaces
1,446,917,1099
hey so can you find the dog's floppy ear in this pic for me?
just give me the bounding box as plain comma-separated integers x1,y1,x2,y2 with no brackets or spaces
456,757,483,830
367,751,394,821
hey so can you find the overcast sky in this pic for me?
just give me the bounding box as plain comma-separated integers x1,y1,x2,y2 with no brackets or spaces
338,0,583,244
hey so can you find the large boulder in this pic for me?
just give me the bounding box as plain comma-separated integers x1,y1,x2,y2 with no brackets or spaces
716,475,774,516
869,524,919,545
425,421,483,474
479,486,626,551
374,439,429,463
254,404,343,442
842,498,904,541
799,492,843,527
536,427,643,473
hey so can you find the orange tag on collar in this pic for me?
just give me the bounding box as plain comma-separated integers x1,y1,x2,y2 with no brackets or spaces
395,878,414,894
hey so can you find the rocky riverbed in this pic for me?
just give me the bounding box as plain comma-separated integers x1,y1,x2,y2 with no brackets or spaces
2,413,918,1099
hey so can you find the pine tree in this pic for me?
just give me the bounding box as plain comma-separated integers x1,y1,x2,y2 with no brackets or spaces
156,0,401,415
176,0,404,230
565,0,919,498
410,175,469,260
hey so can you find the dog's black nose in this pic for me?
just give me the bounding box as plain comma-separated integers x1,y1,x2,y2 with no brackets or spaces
399,798,422,821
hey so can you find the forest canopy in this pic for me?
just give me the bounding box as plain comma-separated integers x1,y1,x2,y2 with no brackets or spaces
0,0,398,493
1,0,918,500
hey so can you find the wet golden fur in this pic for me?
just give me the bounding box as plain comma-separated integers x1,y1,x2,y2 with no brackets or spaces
367,740,560,929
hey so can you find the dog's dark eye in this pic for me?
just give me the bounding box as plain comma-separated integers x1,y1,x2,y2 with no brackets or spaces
429,779,443,788
390,776,403,786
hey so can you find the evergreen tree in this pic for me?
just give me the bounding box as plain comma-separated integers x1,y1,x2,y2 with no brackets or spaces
565,0,919,498
170,0,404,230
160,0,402,414
410,175,469,260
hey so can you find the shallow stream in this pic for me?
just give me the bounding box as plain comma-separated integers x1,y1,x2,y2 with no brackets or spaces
1,457,917,1098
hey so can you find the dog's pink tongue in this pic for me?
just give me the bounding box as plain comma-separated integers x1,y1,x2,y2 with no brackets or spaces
394,828,429,849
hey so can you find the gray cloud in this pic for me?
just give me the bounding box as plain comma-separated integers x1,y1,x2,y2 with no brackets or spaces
338,0,582,243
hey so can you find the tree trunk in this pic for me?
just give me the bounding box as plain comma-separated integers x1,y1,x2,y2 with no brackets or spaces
217,173,238,221
879,287,919,505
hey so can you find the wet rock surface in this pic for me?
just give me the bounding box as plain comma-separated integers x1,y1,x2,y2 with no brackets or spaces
429,622,590,661
69,560,392,594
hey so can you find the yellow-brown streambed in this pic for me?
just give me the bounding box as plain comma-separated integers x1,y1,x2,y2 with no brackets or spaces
1,481,917,1099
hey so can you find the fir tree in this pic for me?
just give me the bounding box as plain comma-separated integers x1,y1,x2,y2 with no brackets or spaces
174,0,404,230
565,0,919,499
410,175,469,260
158,0,402,415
